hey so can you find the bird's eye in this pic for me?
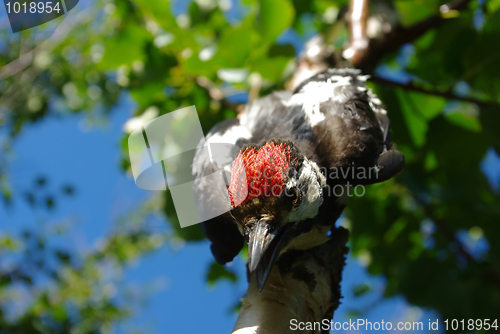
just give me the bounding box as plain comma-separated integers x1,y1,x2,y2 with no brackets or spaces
290,187,301,207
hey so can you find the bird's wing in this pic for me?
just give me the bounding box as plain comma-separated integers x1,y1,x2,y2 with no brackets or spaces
192,118,251,264
292,68,405,185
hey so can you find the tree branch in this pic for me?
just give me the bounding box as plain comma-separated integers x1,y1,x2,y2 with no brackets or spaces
353,0,474,72
232,227,349,334
343,0,370,67
370,75,500,108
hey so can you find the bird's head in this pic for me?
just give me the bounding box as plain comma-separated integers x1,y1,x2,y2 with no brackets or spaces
228,140,326,291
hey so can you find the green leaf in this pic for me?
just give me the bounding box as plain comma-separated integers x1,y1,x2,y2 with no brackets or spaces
486,0,500,14
259,0,295,42
216,26,258,67
424,150,438,171
130,83,165,107
51,305,68,321
131,0,178,31
395,0,437,26
353,283,371,296
407,20,474,86
480,106,500,155
427,115,489,170
384,218,407,243
268,43,295,57
163,190,205,241
414,30,437,50
252,54,292,81
395,89,429,147
0,235,19,251
62,185,74,196
99,25,150,70
416,93,446,120
55,250,71,263
45,196,55,210
206,262,238,286
35,176,46,187
483,10,500,33
445,112,482,132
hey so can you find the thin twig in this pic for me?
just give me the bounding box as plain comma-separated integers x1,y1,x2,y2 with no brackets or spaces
0,7,93,81
420,202,475,263
414,197,500,289
370,76,500,108
195,76,243,113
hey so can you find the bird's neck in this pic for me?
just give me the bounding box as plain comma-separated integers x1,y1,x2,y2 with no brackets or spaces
233,267,325,334
232,229,349,334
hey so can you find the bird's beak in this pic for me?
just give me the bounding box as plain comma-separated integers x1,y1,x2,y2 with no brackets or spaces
247,219,289,292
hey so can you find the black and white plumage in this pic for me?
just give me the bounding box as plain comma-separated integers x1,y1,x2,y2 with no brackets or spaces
192,68,404,291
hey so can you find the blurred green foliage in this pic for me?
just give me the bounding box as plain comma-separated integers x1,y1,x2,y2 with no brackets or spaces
1,0,500,332
0,219,164,333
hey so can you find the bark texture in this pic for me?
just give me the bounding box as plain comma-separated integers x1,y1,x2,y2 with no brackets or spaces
232,227,349,334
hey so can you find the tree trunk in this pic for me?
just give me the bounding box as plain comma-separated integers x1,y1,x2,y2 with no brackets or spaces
232,227,349,334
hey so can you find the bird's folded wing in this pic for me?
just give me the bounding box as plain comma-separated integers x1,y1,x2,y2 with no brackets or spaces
293,68,405,185
193,118,249,264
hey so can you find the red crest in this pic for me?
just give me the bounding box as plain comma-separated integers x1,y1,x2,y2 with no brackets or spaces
228,142,293,207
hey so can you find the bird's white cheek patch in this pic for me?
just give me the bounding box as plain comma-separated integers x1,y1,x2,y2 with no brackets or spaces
285,159,326,223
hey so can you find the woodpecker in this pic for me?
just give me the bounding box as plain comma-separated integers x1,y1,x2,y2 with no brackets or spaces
192,68,404,292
